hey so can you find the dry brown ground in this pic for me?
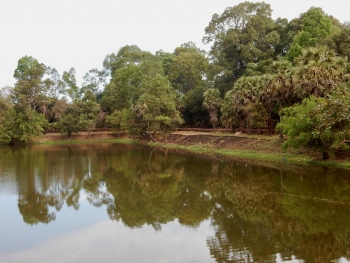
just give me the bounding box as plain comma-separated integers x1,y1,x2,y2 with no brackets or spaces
33,131,122,142
32,130,328,159
36,130,280,152
158,132,288,154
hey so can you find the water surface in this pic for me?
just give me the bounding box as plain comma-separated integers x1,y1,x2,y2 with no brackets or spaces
0,143,350,262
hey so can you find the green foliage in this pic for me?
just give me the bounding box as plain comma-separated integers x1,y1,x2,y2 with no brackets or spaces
105,110,125,135
103,45,152,75
155,50,175,76
277,97,322,150
62,68,80,101
278,85,350,158
333,23,350,61
245,102,268,130
0,107,47,143
136,75,183,135
313,83,350,149
169,44,208,93
81,68,106,96
46,67,65,99
58,106,81,138
222,45,348,135
12,56,49,111
203,88,221,128
203,88,221,110
15,109,47,142
0,56,56,143
14,56,42,78
77,90,100,136
294,46,349,98
182,85,207,127
220,89,245,130
101,45,164,113
288,7,334,61
203,1,281,94
2,4,350,137
0,98,16,143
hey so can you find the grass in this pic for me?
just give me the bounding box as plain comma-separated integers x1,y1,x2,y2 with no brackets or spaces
10,131,350,170
149,141,350,170
213,132,279,140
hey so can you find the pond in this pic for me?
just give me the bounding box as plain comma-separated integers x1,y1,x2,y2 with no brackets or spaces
0,143,350,263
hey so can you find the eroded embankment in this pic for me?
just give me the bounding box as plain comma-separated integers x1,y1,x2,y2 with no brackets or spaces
151,133,350,170
157,133,285,153
30,131,350,168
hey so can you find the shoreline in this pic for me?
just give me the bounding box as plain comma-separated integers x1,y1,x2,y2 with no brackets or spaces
14,131,349,170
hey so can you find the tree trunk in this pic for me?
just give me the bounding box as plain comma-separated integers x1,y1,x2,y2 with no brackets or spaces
279,128,284,139
209,109,218,129
145,132,155,142
278,108,284,138
322,151,329,160
149,133,155,142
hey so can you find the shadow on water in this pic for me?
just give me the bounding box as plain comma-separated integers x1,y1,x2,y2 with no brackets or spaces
1,143,350,262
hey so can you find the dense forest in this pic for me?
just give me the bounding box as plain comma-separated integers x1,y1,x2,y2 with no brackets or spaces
1,2,350,158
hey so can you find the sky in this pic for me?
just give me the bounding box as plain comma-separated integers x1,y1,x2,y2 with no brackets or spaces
0,0,349,89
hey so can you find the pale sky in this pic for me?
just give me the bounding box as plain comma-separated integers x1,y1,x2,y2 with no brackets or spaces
0,0,348,89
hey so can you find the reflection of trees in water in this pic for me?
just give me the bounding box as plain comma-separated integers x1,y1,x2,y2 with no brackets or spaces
2,144,350,261
205,163,350,263
0,145,93,224
18,192,57,225
100,148,213,229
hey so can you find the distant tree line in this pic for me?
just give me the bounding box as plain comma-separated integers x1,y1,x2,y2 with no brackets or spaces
1,2,350,158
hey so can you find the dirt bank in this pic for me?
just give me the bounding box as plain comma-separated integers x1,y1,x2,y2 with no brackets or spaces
33,131,311,155
34,131,122,142
33,130,350,163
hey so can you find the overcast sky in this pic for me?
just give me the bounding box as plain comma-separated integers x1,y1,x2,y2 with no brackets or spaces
1,0,349,88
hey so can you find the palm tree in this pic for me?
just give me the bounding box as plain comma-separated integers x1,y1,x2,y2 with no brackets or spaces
203,88,221,128
294,46,349,98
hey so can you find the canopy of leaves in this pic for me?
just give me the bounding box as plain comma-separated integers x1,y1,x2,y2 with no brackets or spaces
133,74,183,135
277,84,350,158
288,7,335,61
203,1,281,94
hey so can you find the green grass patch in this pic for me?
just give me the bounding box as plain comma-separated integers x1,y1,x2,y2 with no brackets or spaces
149,142,350,170
213,132,279,140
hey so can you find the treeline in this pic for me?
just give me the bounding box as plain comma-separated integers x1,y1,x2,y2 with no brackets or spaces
1,2,350,158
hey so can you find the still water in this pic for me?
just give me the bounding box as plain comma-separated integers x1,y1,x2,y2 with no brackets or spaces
0,143,350,263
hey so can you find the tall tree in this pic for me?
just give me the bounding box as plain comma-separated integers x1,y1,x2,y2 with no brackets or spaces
203,88,221,128
287,7,334,61
133,75,183,142
203,1,281,94
62,68,80,101
101,45,164,113
77,90,100,138
169,43,209,93
81,68,106,96
168,43,209,127
332,22,350,61
0,56,51,143
58,106,81,138
277,83,350,159
293,46,349,98
12,56,49,112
